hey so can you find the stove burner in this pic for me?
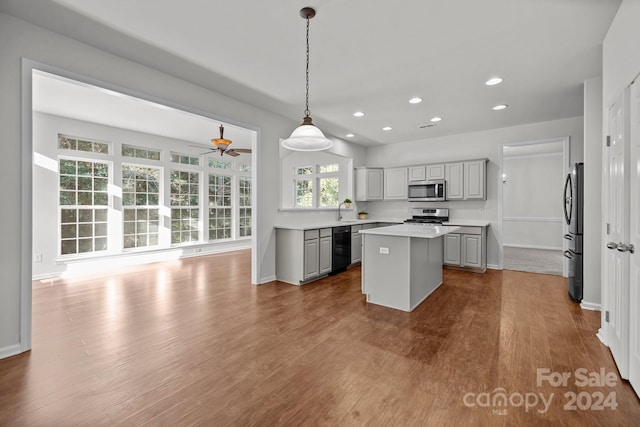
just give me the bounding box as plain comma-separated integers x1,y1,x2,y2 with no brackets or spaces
404,219,443,224
404,207,449,225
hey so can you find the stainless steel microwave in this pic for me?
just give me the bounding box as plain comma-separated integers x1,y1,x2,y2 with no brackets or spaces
408,180,447,202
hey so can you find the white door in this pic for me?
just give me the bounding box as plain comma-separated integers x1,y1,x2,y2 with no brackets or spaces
629,81,640,394
605,89,630,379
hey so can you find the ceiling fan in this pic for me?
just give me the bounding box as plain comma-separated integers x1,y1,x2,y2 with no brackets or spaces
196,125,252,157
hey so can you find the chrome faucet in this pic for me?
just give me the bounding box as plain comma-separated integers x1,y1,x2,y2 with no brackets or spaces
337,200,351,221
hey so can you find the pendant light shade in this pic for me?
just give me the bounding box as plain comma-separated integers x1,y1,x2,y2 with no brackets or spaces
282,116,333,151
282,7,334,151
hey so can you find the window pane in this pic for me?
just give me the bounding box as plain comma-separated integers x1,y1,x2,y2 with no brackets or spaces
58,159,109,255
319,177,339,207
122,165,161,249
319,163,339,173
296,166,313,175
295,180,313,207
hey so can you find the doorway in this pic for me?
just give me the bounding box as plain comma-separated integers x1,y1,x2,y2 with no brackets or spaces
21,60,259,353
500,137,570,276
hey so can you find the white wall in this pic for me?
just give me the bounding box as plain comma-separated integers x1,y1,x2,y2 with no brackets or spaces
33,112,253,279
503,153,564,250
0,12,291,357
583,76,603,308
364,117,584,268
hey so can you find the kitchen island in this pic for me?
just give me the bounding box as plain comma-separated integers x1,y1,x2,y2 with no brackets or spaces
360,224,460,312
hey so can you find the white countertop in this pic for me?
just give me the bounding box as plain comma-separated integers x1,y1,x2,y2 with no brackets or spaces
359,223,461,239
273,218,404,231
443,220,490,227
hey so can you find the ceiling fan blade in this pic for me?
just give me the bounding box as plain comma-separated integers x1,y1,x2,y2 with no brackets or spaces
225,150,240,157
232,148,252,153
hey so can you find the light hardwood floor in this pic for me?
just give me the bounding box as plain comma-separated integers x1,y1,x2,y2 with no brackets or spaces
1,250,638,426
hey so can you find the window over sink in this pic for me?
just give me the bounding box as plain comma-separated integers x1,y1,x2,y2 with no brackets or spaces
281,151,352,210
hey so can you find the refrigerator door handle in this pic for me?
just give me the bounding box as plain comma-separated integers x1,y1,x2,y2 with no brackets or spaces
563,173,572,225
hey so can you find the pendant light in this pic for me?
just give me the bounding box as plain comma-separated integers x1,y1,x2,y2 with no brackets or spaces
281,7,334,151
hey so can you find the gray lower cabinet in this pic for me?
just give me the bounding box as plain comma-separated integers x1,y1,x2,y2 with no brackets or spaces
351,224,363,264
276,228,332,285
319,232,332,275
304,236,320,280
443,226,487,271
443,233,461,264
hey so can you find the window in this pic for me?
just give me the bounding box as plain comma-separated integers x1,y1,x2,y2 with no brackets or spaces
170,170,200,244
209,159,232,170
59,135,109,154
239,177,252,237
122,165,160,249
208,174,232,240
52,132,252,261
122,144,160,161
281,151,351,209
59,158,109,255
170,152,200,166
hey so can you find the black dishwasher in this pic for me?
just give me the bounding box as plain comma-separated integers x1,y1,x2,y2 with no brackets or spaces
331,226,351,274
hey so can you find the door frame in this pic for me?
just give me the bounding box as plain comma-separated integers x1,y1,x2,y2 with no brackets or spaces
498,136,570,274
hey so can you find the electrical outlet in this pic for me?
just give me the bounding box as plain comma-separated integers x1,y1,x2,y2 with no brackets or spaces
479,207,484,214
33,253,42,262
379,247,389,254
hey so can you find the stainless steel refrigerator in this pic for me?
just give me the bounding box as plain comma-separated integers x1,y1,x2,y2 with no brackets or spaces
563,162,584,302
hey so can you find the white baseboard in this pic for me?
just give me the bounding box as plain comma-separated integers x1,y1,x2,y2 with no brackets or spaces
596,328,607,346
258,275,276,285
0,343,23,360
503,244,563,251
580,301,601,311
487,264,501,270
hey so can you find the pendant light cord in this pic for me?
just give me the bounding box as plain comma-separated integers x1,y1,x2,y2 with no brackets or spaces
305,16,310,117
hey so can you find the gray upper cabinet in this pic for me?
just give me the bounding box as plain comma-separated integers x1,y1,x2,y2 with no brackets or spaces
463,160,486,200
445,162,464,200
384,167,408,200
408,166,426,182
426,164,445,181
355,167,384,201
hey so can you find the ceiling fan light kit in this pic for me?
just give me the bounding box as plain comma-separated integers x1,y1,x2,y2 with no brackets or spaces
201,125,251,157
281,7,334,151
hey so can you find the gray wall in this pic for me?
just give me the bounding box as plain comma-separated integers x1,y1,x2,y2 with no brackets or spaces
583,76,603,308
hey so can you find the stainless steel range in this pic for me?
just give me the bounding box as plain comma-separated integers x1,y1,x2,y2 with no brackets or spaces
404,208,449,224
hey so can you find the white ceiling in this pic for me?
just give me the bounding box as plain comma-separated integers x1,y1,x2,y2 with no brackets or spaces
32,71,254,149
3,0,621,147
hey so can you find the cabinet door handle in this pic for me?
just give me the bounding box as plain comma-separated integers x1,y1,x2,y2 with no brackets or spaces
564,234,574,241
563,250,574,260
606,242,618,250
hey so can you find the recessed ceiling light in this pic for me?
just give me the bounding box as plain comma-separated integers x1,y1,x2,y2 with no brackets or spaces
492,104,508,111
382,126,392,131
353,111,365,117
345,133,354,138
409,97,422,104
486,77,503,86
430,117,442,122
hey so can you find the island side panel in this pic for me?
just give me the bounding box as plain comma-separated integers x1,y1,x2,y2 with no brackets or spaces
275,228,304,285
362,234,411,311
409,236,444,311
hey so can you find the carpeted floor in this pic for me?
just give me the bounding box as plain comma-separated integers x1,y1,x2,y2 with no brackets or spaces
503,246,564,276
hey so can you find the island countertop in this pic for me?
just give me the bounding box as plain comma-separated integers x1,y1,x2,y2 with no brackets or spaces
359,223,460,239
